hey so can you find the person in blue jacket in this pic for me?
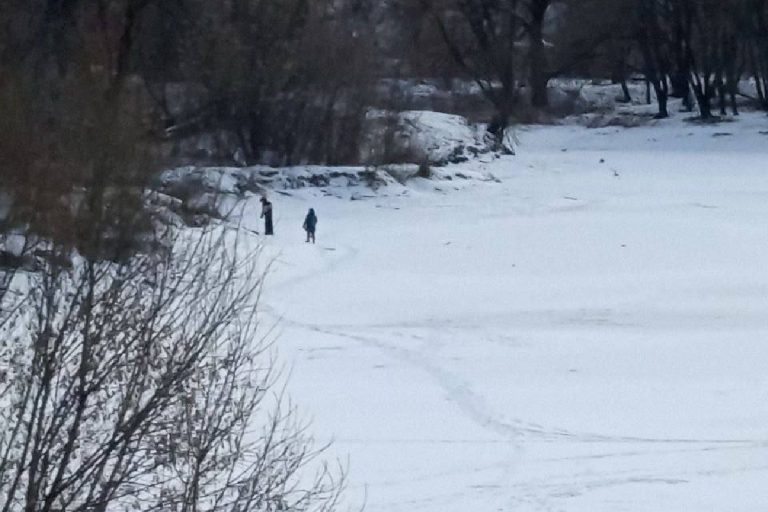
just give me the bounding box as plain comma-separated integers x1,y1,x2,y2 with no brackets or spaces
303,208,317,243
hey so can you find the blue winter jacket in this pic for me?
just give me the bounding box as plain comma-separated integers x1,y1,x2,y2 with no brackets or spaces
304,210,317,231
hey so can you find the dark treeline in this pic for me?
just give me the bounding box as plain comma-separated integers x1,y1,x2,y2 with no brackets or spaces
406,0,768,125
600,0,768,119
0,0,374,166
1,0,767,175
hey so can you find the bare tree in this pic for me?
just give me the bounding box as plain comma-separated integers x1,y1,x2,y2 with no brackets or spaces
166,0,375,166
746,0,768,110
0,225,345,512
524,0,553,108
637,0,672,118
415,0,524,150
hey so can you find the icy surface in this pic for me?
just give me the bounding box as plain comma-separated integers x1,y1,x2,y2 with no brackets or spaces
239,113,768,512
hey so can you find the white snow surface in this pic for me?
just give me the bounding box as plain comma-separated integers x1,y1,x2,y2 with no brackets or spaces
361,110,491,165
237,113,768,512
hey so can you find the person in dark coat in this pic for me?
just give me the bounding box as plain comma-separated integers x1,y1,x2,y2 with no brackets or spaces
303,208,317,243
260,197,274,235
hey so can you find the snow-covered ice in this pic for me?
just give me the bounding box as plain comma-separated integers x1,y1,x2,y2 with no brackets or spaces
240,113,768,512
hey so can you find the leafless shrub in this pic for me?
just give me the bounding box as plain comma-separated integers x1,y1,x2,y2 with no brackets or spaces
0,228,345,512
169,0,375,167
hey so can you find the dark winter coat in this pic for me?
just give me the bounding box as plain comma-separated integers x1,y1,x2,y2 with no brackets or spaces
261,199,274,235
303,209,317,232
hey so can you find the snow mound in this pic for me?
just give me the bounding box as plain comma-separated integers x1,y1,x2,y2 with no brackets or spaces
360,110,491,166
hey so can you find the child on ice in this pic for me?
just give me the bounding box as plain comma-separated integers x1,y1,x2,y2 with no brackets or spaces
303,208,317,243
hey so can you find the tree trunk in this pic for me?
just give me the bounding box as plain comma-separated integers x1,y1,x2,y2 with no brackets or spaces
761,77,768,110
656,84,669,118
717,79,728,116
670,71,689,98
487,109,513,154
646,79,652,104
693,88,713,119
528,0,550,108
612,61,632,103
620,78,632,103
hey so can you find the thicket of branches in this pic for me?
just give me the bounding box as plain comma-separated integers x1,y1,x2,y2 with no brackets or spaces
2,1,766,175
627,0,768,119
0,227,344,512
162,0,375,165
552,0,768,119
576,0,768,119
0,0,374,169
400,0,768,128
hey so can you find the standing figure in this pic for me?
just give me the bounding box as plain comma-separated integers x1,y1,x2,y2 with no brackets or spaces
303,208,317,244
260,197,274,235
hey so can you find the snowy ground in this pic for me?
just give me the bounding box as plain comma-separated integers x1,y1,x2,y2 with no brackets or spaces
239,113,768,512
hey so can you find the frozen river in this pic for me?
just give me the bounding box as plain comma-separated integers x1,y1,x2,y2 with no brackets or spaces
248,116,768,512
